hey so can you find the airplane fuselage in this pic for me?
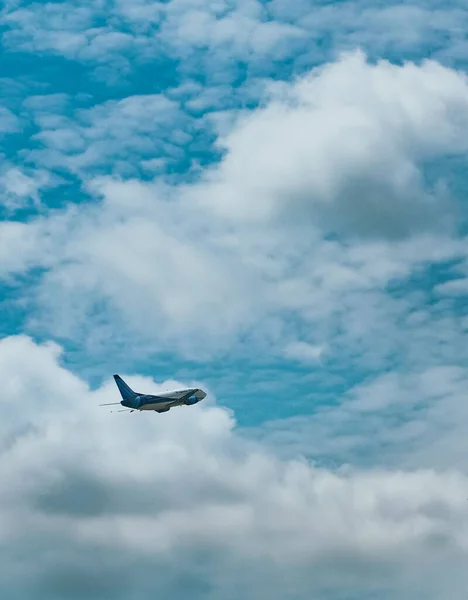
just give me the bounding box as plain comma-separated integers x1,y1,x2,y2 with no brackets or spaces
121,388,206,412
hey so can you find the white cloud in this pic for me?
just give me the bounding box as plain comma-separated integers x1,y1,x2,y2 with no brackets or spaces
159,0,306,64
436,276,468,295
0,220,51,277
19,175,266,359
3,0,467,86
2,53,468,365
440,280,468,295
24,94,186,177
1,3,131,63
0,106,20,135
195,51,468,239
0,165,58,211
2,0,305,79
283,341,325,363
160,0,468,91
251,364,468,473
1,334,468,599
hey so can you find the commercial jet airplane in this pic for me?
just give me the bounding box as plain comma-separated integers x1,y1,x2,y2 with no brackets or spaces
100,374,207,413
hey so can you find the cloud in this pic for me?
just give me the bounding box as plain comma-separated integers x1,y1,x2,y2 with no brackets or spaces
1,334,468,600
2,0,468,88
0,220,53,277
435,260,468,295
23,94,188,177
0,165,58,212
437,278,468,294
2,52,468,367
1,0,305,84
157,0,306,75
19,176,265,359
0,106,20,135
1,3,133,64
283,341,325,363
250,364,468,473
195,51,468,239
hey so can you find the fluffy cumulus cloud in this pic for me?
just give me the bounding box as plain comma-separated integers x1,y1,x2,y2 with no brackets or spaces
1,335,468,600
196,51,468,237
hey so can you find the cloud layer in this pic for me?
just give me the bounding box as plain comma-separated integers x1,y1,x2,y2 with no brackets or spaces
2,335,468,600
2,52,468,367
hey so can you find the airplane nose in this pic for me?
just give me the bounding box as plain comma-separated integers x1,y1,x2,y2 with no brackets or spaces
195,389,206,400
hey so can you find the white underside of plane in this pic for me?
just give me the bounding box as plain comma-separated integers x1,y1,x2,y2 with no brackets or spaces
139,400,183,411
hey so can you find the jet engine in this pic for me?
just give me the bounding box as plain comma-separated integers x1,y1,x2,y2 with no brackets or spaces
185,395,199,405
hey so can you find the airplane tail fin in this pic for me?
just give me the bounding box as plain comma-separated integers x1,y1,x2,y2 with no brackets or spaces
113,374,137,401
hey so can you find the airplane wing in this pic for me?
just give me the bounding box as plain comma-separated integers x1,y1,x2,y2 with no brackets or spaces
163,390,196,407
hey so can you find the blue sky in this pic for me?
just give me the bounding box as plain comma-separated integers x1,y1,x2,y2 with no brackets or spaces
2,1,468,599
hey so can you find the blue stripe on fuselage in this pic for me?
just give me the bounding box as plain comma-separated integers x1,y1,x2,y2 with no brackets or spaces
122,393,191,409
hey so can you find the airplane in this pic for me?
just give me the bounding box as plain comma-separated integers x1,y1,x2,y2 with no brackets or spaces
100,374,207,413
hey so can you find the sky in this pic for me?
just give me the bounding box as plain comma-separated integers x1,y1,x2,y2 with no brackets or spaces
2,0,468,598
